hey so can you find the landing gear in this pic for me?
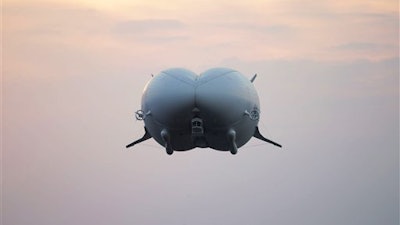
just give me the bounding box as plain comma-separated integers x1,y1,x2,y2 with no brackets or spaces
166,147,174,155
230,147,238,155
161,129,174,155
227,129,238,155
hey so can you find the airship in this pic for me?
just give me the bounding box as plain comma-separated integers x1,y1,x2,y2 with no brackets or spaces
126,67,281,155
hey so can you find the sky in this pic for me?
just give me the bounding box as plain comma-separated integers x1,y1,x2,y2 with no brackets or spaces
2,0,399,225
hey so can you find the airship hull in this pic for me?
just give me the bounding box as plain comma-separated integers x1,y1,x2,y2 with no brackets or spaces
127,67,281,154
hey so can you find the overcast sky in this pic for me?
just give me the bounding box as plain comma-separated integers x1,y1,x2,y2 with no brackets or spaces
3,0,399,225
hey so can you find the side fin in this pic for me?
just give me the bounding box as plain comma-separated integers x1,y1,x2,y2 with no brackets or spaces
126,127,152,148
250,74,257,83
253,126,282,148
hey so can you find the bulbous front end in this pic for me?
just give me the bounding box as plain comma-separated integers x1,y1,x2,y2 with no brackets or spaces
195,68,260,151
139,67,261,154
141,68,197,151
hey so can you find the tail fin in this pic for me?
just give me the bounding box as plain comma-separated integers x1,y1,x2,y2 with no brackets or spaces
253,126,282,148
250,74,257,83
126,127,152,148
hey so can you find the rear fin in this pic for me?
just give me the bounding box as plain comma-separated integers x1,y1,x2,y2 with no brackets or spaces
126,127,152,148
250,74,257,83
253,126,282,148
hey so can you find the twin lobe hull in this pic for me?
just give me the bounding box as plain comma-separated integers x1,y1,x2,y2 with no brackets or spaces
140,68,260,153
127,67,281,154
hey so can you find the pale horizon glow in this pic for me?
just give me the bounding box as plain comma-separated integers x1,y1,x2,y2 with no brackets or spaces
4,0,399,67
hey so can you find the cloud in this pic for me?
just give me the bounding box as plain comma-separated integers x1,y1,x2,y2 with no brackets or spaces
113,19,185,33
334,42,394,51
111,19,189,43
4,0,399,73
213,21,294,35
3,2,109,35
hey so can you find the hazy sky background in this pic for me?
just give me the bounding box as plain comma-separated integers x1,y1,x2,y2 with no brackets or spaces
3,0,399,225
